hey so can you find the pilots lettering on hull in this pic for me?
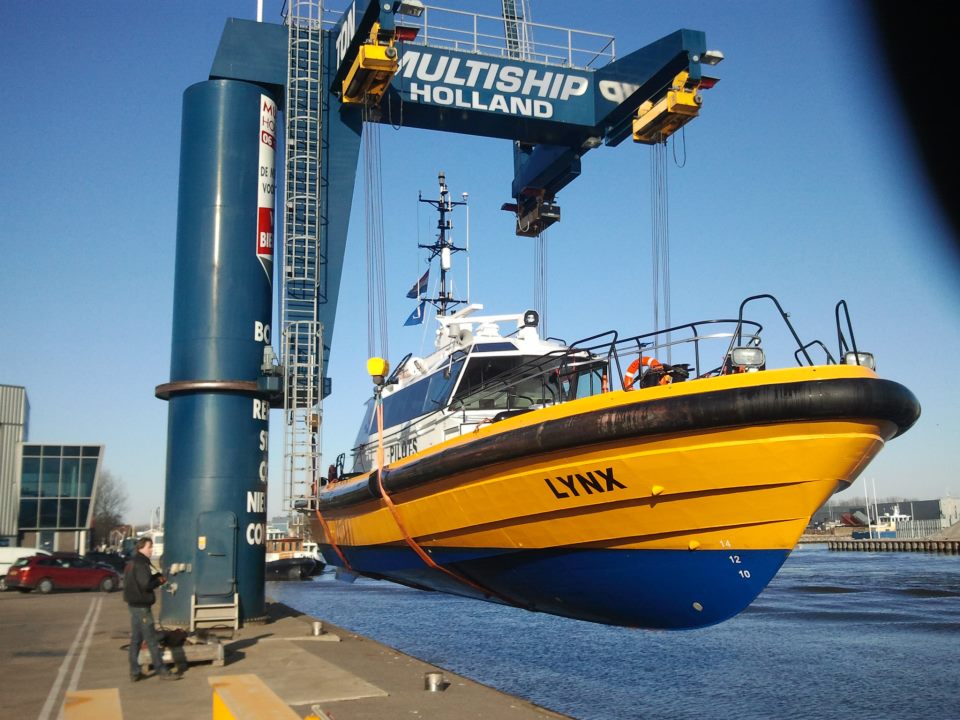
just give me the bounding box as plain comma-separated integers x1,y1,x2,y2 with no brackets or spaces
545,467,626,499
387,438,418,463
399,49,591,121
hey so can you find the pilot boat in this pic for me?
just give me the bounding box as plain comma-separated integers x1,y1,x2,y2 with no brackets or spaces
308,175,919,629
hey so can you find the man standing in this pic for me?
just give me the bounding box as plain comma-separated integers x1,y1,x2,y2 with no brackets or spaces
124,536,181,682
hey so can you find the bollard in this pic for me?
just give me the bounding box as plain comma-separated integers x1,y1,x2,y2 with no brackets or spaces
424,672,446,692
311,621,324,636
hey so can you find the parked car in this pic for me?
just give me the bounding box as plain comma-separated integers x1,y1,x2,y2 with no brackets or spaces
52,551,123,575
0,547,51,591
5,555,120,594
85,551,127,574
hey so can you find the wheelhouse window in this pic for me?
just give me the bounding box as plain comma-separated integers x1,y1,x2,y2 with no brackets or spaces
354,399,376,447
422,360,462,412
381,358,465,428
452,354,609,410
453,355,555,410
382,379,431,428
565,360,609,400
354,357,466,442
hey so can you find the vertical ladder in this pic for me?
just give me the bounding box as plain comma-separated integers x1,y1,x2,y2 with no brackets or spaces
501,0,531,60
282,0,326,513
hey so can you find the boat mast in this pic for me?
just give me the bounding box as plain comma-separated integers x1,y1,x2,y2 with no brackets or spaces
419,171,468,317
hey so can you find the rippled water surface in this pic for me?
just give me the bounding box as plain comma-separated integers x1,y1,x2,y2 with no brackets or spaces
268,545,960,720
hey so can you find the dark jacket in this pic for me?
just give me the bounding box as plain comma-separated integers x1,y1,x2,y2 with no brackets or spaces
123,552,163,607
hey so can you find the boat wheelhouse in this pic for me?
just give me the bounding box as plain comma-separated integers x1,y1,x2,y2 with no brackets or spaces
349,305,604,472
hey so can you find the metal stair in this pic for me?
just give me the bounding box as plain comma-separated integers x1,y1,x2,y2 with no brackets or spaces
190,592,239,633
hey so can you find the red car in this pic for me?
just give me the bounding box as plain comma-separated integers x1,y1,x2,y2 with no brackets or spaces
5,554,120,594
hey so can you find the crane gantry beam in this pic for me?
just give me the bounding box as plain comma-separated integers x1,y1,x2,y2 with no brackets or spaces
330,1,717,236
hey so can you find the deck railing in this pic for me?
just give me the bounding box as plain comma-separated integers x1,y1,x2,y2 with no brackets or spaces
399,5,615,69
307,3,616,69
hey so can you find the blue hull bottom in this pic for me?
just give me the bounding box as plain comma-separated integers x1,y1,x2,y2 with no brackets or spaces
319,544,791,629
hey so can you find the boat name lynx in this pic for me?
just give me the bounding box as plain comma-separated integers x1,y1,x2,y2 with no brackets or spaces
544,467,626,499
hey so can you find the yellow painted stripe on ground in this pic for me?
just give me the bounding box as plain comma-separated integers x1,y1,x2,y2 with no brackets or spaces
62,688,121,720
209,674,299,720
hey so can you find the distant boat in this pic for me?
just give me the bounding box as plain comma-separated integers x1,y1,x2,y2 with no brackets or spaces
265,535,324,580
265,555,315,581
300,540,327,575
853,504,912,539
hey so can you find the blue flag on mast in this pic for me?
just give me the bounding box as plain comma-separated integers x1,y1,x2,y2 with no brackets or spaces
404,300,426,326
406,269,429,299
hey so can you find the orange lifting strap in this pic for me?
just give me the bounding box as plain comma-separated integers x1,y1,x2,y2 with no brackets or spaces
373,401,526,609
313,506,354,572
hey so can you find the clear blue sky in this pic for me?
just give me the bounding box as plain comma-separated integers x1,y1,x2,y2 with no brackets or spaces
2,1,957,525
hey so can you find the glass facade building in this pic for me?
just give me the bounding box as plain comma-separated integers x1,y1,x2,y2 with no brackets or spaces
18,444,102,552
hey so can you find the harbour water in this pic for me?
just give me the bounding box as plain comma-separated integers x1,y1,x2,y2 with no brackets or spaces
268,545,959,720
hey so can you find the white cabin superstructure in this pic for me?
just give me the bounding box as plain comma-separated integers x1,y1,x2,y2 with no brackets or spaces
351,304,588,473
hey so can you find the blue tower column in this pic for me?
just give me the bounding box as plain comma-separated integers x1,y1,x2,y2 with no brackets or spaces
156,79,278,626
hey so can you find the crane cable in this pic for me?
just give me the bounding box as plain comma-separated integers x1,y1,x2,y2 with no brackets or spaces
363,103,389,362
651,136,671,363
534,229,548,336
506,0,548,337
315,101,391,573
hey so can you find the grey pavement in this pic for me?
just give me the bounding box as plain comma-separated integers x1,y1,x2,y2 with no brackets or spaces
0,586,569,719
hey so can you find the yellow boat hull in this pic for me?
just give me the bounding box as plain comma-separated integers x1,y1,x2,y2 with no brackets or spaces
312,366,918,628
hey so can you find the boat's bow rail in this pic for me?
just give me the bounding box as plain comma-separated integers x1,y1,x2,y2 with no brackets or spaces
436,317,755,418
448,294,879,412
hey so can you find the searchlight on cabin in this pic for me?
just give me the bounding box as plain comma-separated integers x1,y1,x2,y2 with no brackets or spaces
730,347,766,371
843,351,876,371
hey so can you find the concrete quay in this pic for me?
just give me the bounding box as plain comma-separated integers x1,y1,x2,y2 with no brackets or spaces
0,588,568,720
